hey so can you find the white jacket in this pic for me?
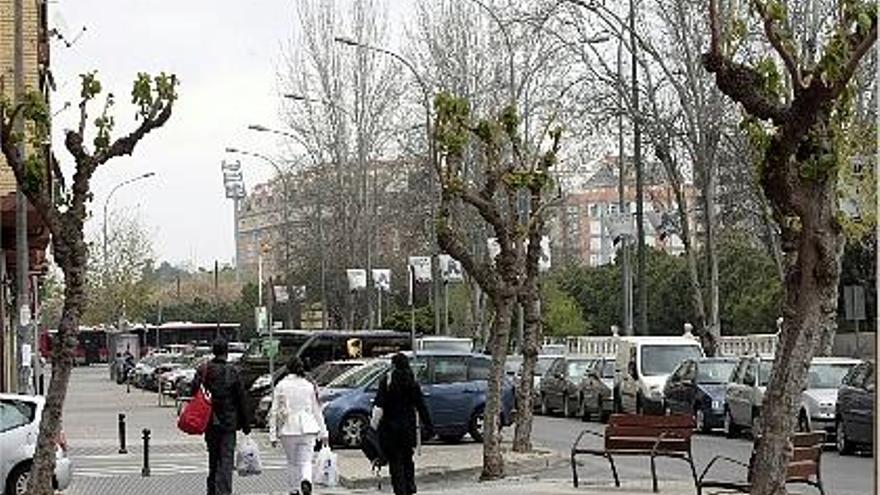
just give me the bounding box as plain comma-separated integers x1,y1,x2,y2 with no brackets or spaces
268,375,328,442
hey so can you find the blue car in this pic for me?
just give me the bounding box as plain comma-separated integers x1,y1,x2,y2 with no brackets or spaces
663,357,738,432
320,351,516,448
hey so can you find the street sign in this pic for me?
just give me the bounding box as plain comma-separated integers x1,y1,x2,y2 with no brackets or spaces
372,269,391,291
408,256,432,283
255,306,267,332
439,255,463,282
346,269,367,290
273,285,289,303
844,285,866,321
19,305,31,326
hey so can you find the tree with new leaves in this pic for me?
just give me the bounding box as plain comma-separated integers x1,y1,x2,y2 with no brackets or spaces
0,71,176,495
433,91,561,479
702,0,875,493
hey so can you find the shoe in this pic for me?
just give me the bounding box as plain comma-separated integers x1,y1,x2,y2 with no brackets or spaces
301,480,312,495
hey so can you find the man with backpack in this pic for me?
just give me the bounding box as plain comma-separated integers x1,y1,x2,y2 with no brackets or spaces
191,338,252,495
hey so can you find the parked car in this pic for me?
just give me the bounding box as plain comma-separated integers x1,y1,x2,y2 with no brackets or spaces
1,394,72,495
238,330,411,389
663,357,738,432
251,359,368,427
320,351,516,448
798,357,861,438
538,356,594,417
724,355,774,438
505,356,523,378
577,356,616,422
614,336,704,414
836,360,874,454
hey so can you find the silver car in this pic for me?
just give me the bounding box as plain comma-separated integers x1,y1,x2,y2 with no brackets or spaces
1,394,72,495
724,355,774,438
798,357,862,438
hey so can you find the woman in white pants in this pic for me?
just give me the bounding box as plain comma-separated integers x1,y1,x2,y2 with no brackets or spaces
269,356,328,495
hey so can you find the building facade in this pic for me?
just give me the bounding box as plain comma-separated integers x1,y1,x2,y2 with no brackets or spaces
0,0,54,392
550,156,694,268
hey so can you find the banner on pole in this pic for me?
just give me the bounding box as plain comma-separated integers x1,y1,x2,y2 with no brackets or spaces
346,269,367,291
372,269,391,291
439,255,464,282
408,256,432,283
273,285,289,303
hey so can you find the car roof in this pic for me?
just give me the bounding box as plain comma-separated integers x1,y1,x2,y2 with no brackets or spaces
618,336,702,345
402,350,484,358
0,393,44,405
810,357,862,365
695,357,738,362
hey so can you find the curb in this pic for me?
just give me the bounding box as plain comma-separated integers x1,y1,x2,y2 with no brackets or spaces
339,448,567,490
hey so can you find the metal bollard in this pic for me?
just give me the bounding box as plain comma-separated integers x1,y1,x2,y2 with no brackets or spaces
141,429,151,477
127,374,131,394
118,413,128,454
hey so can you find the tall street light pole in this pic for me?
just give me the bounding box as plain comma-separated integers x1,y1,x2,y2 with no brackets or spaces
103,172,156,269
335,36,440,335
248,123,328,330
226,147,295,332
629,0,647,335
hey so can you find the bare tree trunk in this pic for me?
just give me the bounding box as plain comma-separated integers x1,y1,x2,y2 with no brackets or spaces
751,204,844,494
28,243,86,495
702,155,721,351
513,285,541,452
481,293,513,480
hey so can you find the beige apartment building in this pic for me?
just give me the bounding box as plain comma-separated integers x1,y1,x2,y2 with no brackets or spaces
0,0,54,392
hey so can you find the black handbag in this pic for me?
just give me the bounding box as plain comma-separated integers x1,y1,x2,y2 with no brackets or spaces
361,426,387,468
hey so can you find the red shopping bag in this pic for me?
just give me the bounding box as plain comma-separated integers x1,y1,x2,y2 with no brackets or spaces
178,366,213,435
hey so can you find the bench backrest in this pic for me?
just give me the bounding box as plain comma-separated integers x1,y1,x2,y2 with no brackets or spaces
604,414,695,453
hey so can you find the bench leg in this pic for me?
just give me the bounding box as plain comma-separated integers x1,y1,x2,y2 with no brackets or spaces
650,454,658,493
607,454,620,488
571,452,579,488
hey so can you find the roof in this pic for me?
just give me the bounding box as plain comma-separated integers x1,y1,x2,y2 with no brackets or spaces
810,357,862,365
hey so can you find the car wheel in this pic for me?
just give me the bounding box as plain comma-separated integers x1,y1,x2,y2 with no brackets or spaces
339,414,367,448
751,409,763,438
540,394,549,416
724,408,739,439
578,395,589,422
469,410,485,443
563,394,571,417
836,418,855,455
7,463,30,495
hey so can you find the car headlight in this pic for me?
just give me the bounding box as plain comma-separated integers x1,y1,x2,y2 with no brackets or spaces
648,386,663,399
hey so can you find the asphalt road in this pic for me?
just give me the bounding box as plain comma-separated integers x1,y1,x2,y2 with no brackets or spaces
529,414,875,495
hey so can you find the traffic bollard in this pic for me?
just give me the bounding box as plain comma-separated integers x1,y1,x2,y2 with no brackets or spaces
118,413,127,454
141,428,151,477
127,375,131,394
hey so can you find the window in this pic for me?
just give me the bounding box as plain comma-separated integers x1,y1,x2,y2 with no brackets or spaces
639,345,702,376
861,362,875,389
567,360,592,380
807,363,858,389
0,399,36,433
758,360,774,387
601,360,615,379
743,361,757,386
468,357,490,381
432,357,468,384
697,361,737,384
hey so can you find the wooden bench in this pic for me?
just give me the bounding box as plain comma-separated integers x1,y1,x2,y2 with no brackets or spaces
571,413,697,492
698,432,825,495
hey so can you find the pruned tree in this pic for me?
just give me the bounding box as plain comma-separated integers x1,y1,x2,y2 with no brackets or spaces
433,91,561,479
702,0,876,493
0,71,176,495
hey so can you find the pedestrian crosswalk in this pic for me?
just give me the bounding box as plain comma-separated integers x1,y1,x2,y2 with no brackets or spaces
72,450,290,479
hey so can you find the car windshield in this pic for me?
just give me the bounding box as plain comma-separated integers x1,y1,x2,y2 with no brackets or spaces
696,361,737,384
601,361,615,379
535,357,558,376
640,345,702,376
568,360,593,379
327,360,388,389
759,360,774,387
808,363,856,389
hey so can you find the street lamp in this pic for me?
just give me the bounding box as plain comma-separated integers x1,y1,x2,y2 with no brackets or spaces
247,124,329,330
335,36,441,335
103,172,156,269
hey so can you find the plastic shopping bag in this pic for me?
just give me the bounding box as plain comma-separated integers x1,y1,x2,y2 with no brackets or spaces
235,435,263,476
313,445,339,486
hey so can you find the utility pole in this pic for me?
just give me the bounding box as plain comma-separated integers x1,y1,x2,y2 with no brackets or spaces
630,0,648,335
617,37,633,336
14,0,33,394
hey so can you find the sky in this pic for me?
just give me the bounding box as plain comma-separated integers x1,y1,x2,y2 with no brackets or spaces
51,0,413,269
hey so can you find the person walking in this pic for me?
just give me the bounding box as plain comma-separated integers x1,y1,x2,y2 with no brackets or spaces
192,338,252,495
371,353,432,495
269,356,328,495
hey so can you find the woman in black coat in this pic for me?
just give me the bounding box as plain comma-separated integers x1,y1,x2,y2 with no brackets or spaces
373,353,432,495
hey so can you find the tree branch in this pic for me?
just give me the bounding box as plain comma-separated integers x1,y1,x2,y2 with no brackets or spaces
753,0,803,90
94,103,174,165
833,19,878,97
0,130,63,238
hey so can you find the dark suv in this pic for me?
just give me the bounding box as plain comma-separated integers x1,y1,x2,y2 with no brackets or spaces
836,360,874,454
538,356,594,417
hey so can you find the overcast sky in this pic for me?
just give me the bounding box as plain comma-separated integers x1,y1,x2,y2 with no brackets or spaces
51,1,412,269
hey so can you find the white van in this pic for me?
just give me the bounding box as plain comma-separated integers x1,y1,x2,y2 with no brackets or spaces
614,336,703,414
